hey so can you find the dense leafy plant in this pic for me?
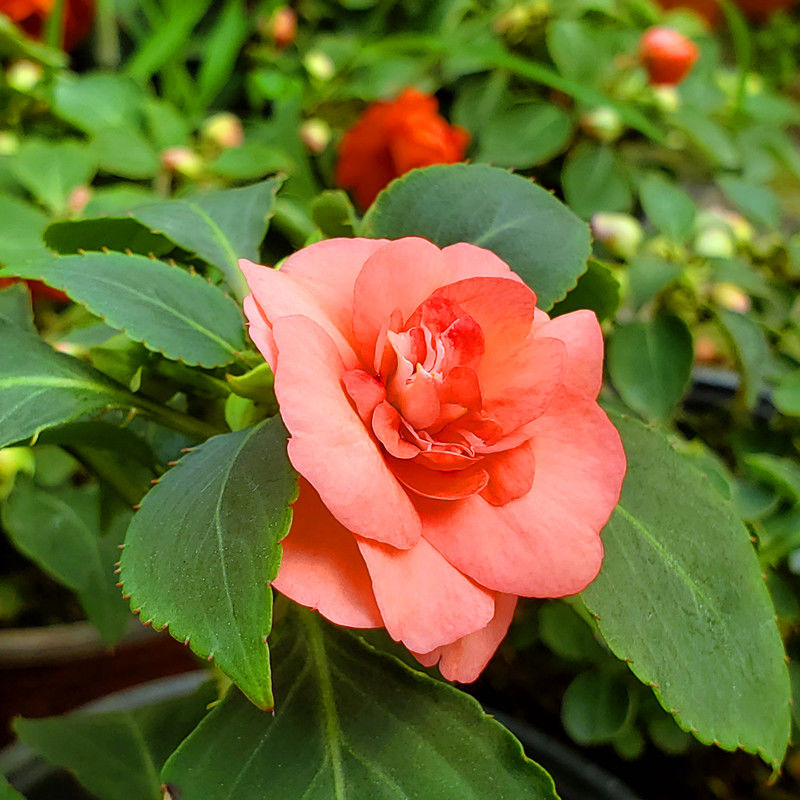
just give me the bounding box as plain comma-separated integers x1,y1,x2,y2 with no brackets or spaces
1,1,799,798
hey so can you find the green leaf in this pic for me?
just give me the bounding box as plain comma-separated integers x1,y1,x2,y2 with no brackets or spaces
0,195,50,266
562,670,631,745
0,283,34,331
119,418,297,710
744,454,800,503
607,314,693,421
14,677,216,800
714,308,768,408
671,108,740,170
311,190,359,239
162,609,559,800
538,601,604,662
582,412,791,768
475,102,572,169
45,217,173,257
193,0,250,112
51,73,145,134
0,320,135,450
772,369,800,416
91,126,160,180
718,175,780,230
362,164,591,310
0,774,24,800
639,173,696,243
11,140,96,215
627,255,683,309
2,479,130,643
562,142,632,219
128,179,282,301
549,259,620,322
10,252,247,368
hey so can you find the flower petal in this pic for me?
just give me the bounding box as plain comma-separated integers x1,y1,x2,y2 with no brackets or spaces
419,391,626,597
357,536,495,654
480,441,535,506
352,238,450,365
536,310,604,398
372,402,418,459
481,334,566,433
273,314,421,549
243,294,278,370
412,594,517,683
274,479,382,628
390,457,489,500
241,255,362,369
440,242,522,283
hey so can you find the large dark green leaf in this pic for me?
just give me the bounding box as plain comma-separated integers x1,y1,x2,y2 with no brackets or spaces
129,179,283,300
607,314,693,421
361,164,591,310
582,412,791,769
119,417,297,710
14,677,216,800
0,319,135,450
44,217,173,257
10,252,247,367
162,610,558,800
3,480,130,643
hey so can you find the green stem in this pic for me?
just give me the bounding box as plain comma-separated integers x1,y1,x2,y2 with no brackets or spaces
132,395,225,441
95,0,121,69
43,0,66,49
719,0,752,124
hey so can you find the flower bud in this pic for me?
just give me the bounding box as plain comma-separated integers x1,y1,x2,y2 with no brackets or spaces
6,60,43,93
266,6,297,50
67,185,92,216
0,447,35,500
299,118,331,154
0,131,19,155
694,228,735,260
201,112,245,150
652,85,681,114
639,27,699,86
160,147,204,179
591,212,643,261
711,282,751,314
694,336,723,365
580,107,625,144
304,50,335,81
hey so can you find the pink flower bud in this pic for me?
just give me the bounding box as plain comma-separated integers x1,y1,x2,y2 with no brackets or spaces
201,112,245,150
299,118,331,154
161,147,204,179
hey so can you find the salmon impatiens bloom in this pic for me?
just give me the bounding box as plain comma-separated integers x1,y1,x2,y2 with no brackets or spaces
1,0,94,49
241,237,626,682
335,89,470,211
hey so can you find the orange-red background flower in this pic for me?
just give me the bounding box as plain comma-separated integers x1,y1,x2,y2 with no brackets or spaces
1,0,94,50
0,277,69,304
335,88,470,211
657,0,797,24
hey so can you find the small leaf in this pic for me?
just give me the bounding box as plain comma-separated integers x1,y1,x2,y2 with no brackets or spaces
10,252,247,368
718,175,780,230
562,670,631,745
362,163,591,310
773,369,800,416
311,190,359,238
10,140,96,215
119,417,298,709
162,609,559,800
0,195,50,266
475,102,572,169
91,126,160,180
627,255,683,309
639,173,696,242
538,601,604,662
583,412,791,769
714,308,769,408
607,314,693,421
0,283,34,331
2,479,130,643
549,259,620,322
14,678,216,800
562,142,632,220
0,320,135,450
51,73,145,134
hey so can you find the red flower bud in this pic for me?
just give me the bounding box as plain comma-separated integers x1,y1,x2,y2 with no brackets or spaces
639,26,699,86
